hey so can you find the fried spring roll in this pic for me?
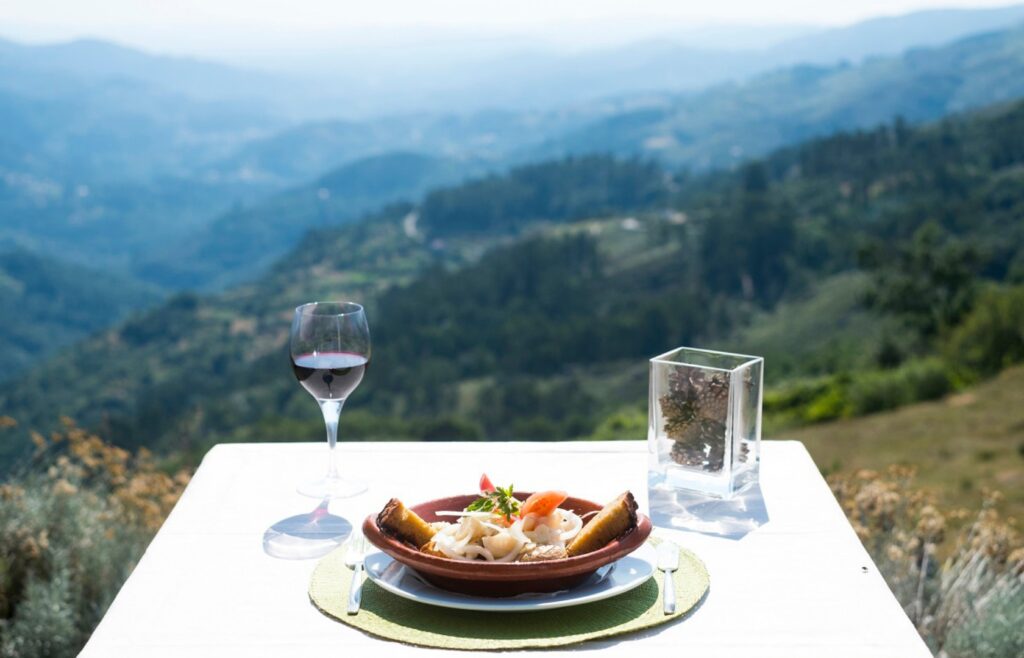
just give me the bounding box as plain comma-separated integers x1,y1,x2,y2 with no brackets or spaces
419,539,448,557
377,498,436,548
566,491,638,557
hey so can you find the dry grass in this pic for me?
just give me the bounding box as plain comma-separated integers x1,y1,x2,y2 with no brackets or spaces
791,365,1024,521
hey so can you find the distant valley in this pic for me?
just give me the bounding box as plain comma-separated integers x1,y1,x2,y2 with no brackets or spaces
136,152,484,290
0,249,158,382
1,5,1024,463
2,96,1022,469
5,14,1024,280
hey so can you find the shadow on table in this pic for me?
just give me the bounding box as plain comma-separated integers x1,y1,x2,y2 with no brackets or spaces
649,483,769,540
263,498,353,560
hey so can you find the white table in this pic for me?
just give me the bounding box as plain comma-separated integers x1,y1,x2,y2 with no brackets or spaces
81,441,931,657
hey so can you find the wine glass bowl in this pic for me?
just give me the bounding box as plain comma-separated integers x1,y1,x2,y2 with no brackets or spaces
290,301,370,499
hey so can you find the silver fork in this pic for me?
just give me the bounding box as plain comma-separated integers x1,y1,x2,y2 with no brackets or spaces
344,532,368,615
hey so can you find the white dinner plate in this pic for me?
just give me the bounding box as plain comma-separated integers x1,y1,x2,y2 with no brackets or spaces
363,542,655,612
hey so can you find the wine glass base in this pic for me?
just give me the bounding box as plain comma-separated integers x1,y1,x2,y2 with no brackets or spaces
297,476,368,499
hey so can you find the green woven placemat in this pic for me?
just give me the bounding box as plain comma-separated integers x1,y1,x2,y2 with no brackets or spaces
308,538,709,650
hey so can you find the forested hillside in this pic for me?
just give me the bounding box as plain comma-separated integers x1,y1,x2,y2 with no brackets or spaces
0,249,159,381
2,100,1023,469
135,152,479,289
418,156,669,236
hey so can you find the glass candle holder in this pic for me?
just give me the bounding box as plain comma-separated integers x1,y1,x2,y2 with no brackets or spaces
648,347,763,499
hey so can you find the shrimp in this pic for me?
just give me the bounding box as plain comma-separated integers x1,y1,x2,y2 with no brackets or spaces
519,490,568,518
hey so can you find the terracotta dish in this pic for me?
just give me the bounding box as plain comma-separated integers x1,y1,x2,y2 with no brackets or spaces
362,492,653,596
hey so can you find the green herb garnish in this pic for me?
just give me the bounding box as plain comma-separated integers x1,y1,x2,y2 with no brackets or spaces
465,483,521,520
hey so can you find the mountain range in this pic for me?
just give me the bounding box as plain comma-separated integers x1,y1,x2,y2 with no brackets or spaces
1,94,1022,469
190,18,1024,193
2,5,1024,440
128,21,1024,291
539,23,1024,168
7,5,1024,118
354,4,1024,114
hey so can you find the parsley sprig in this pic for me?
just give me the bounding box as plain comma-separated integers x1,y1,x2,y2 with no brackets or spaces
465,483,521,520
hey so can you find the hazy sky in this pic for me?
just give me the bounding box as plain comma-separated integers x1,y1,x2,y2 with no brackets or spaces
0,0,1018,61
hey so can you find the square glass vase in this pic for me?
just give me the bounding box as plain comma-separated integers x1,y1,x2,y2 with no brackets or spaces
648,347,763,499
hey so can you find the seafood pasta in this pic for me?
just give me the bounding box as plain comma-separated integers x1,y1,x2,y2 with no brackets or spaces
377,474,638,563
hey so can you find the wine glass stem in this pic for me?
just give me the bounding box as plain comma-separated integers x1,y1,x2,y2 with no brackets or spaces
319,399,345,480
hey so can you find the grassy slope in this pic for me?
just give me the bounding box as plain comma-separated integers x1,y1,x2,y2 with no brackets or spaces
790,365,1024,520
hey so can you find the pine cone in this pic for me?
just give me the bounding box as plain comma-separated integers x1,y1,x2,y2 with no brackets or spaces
660,366,731,472
667,418,726,471
701,374,730,419
670,438,703,467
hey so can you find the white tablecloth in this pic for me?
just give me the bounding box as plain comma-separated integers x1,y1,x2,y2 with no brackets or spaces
81,440,931,657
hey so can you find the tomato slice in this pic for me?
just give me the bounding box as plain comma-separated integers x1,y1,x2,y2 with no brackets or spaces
479,473,496,493
519,490,568,518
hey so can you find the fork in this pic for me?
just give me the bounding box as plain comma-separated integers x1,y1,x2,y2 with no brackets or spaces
344,532,368,615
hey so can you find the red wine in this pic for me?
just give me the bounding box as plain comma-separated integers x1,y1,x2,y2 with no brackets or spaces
291,352,368,400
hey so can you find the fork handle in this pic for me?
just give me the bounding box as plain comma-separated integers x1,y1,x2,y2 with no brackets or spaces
662,569,676,615
347,563,364,615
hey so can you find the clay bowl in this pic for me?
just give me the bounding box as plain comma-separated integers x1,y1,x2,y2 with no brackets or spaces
362,492,652,597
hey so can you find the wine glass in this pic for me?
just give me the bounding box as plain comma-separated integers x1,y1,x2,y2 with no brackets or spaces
290,301,370,499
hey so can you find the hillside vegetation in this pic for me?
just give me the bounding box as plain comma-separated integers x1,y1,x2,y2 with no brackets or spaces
0,250,158,381
2,99,1024,470
4,16,1024,658
795,365,1024,521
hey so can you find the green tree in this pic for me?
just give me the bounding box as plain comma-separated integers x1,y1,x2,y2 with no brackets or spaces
944,285,1024,378
861,223,980,344
700,162,796,305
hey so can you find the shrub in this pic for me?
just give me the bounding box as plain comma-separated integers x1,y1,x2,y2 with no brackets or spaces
416,416,484,441
802,383,849,422
945,285,1024,379
330,410,415,440
764,359,954,429
763,377,839,426
0,419,190,657
944,585,1024,658
829,467,1024,654
1,568,77,658
589,408,647,440
846,357,953,415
